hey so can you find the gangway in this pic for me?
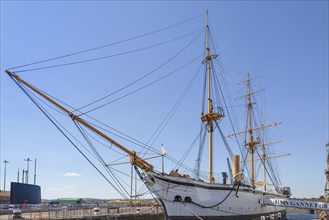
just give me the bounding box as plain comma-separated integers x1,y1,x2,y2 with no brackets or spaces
261,197,329,212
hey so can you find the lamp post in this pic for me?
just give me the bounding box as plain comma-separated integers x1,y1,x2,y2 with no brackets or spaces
34,159,37,185
3,160,9,191
24,158,32,184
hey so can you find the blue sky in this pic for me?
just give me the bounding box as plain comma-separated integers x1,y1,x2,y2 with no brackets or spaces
1,1,328,200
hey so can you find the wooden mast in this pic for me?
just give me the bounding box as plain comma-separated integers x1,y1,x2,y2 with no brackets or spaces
200,10,223,183
228,74,283,188
245,73,259,188
5,70,154,172
206,10,214,184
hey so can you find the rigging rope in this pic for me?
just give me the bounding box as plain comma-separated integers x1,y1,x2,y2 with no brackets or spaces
8,75,129,199
14,27,205,73
175,130,202,171
194,125,207,179
78,53,203,116
76,29,205,115
87,113,198,177
7,21,208,183
210,30,244,158
21,85,110,164
8,12,204,71
254,147,280,189
139,64,203,158
73,121,131,197
85,112,199,174
31,82,135,198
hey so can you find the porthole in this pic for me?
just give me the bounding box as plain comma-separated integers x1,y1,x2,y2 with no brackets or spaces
184,196,192,202
174,195,182,201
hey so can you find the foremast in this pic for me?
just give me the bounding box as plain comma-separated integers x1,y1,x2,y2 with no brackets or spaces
200,10,223,183
5,70,154,173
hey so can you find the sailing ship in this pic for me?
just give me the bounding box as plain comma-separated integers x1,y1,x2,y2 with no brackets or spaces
5,11,291,219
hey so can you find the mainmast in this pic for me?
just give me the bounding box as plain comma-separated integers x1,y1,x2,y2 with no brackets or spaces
228,74,281,188
200,10,223,183
245,73,259,188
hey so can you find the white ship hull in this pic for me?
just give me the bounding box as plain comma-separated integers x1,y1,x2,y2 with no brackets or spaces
145,172,287,219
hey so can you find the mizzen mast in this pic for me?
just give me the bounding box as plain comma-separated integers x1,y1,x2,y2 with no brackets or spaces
200,10,223,183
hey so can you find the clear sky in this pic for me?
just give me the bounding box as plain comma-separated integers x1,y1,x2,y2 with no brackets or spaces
1,1,328,200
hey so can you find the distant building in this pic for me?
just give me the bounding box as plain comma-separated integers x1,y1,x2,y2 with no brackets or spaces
57,198,83,205
0,191,10,204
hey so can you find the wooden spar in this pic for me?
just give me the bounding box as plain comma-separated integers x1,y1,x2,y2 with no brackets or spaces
5,70,154,172
227,122,282,138
246,153,291,162
235,88,265,100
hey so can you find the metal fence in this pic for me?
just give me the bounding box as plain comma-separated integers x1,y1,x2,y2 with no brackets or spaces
0,204,163,220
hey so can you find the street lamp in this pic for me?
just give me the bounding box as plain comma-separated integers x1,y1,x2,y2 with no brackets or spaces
24,158,32,184
3,160,9,191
